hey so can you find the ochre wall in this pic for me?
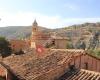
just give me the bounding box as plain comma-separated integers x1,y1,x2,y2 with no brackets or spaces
55,39,67,49
72,54,100,72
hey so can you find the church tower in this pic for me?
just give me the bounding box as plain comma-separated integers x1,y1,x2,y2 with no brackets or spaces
30,19,38,48
32,19,38,33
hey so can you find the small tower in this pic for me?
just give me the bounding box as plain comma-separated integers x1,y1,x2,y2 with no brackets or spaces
32,19,38,33
31,19,38,48
33,19,38,26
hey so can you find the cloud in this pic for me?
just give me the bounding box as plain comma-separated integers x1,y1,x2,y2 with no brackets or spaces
0,9,62,28
0,9,100,29
64,3,79,11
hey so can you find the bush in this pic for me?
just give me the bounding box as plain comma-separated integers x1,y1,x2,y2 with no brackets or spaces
75,40,86,50
87,49,100,58
66,42,74,49
0,37,12,57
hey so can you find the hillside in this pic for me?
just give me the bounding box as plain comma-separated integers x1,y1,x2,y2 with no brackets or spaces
54,22,100,37
0,22,100,40
0,22,100,49
0,26,51,39
54,22,100,49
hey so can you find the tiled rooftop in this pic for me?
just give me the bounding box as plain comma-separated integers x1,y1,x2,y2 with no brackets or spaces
58,69,100,80
1,49,85,80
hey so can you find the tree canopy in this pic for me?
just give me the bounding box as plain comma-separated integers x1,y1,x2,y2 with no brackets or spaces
66,42,74,49
75,40,86,50
0,37,12,57
88,31,100,50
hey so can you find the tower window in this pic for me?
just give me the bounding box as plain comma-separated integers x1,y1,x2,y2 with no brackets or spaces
52,40,55,45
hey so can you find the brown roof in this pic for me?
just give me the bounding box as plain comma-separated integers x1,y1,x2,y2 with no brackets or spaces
0,62,7,77
58,69,100,80
1,49,85,80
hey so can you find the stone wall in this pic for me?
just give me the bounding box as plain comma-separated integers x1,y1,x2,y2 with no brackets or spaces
55,39,67,49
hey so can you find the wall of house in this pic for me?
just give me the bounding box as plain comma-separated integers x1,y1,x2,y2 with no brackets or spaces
35,40,48,46
31,32,50,48
55,39,67,49
84,54,100,72
10,40,30,51
71,54,100,72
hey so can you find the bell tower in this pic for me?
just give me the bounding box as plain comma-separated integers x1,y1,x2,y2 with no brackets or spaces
31,19,38,48
32,19,38,34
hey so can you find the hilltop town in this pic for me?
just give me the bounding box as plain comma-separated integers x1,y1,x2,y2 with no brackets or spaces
0,20,100,80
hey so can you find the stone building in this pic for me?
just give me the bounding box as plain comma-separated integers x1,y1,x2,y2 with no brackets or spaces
9,20,69,50
9,39,31,54
30,20,68,49
51,36,69,49
30,20,50,48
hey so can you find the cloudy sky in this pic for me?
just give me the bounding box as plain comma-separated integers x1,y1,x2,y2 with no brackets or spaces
0,0,100,28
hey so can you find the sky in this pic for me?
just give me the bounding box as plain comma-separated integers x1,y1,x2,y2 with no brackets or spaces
0,0,100,28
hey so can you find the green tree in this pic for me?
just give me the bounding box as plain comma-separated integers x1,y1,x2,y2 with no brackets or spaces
80,41,86,50
0,37,12,57
75,40,86,50
88,31,100,50
66,42,74,49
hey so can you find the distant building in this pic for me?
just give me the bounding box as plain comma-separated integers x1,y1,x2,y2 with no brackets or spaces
30,20,69,49
10,39,30,52
10,20,69,51
30,19,50,48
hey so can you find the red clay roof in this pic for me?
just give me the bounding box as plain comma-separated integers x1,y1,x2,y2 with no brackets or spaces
58,69,100,80
1,49,85,80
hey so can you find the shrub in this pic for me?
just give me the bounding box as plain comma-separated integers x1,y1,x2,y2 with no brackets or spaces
0,37,12,57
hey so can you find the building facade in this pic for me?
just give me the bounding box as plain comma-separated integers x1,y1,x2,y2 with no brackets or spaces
10,20,69,51
30,20,50,48
30,20,69,49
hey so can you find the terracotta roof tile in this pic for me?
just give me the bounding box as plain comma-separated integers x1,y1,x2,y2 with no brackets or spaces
1,49,85,80
58,69,100,80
